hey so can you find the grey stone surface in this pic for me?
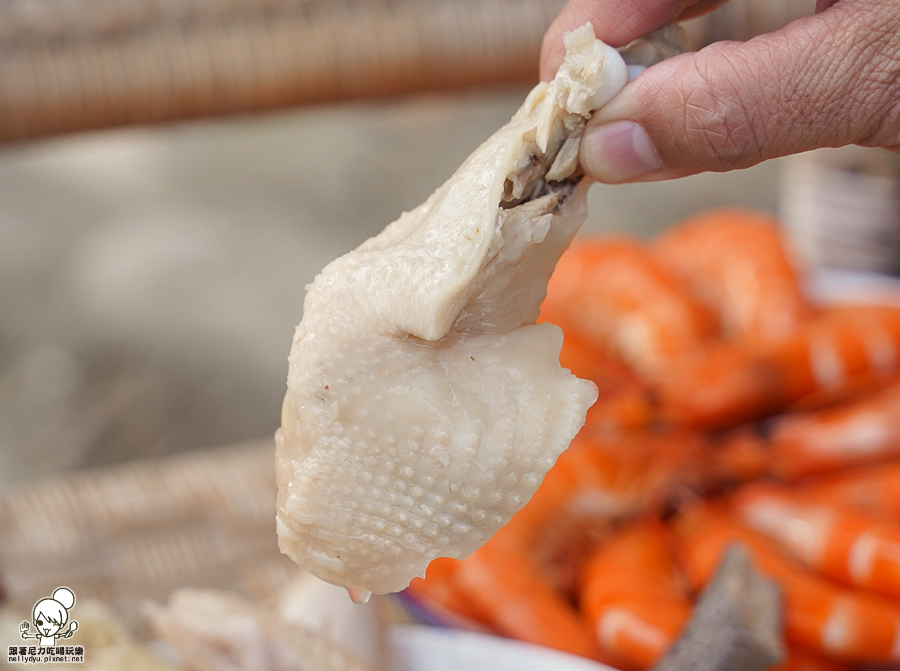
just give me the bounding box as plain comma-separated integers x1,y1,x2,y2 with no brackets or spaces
0,88,783,487
654,545,784,671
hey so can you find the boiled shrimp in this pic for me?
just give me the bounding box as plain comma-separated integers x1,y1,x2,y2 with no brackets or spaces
404,557,491,628
652,208,814,342
541,236,716,378
714,379,900,482
453,524,606,661
552,328,654,432
768,648,851,671
658,306,900,428
409,437,623,651
579,522,691,671
493,433,619,598
536,429,711,533
732,483,900,599
800,462,900,521
675,502,900,664
553,324,644,398
482,428,705,598
411,426,708,630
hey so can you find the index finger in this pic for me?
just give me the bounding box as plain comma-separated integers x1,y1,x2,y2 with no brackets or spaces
539,0,729,80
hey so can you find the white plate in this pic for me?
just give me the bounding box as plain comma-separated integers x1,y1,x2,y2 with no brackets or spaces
390,624,617,671
391,268,900,671
805,268,900,309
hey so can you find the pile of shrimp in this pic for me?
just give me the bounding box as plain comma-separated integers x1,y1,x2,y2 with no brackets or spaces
404,208,900,671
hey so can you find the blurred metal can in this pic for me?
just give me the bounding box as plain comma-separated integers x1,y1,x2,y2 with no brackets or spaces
780,147,900,274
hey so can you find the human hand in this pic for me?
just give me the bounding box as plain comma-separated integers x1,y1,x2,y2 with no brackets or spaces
541,0,900,183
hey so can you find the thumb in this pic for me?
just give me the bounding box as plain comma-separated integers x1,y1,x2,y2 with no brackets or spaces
579,0,900,183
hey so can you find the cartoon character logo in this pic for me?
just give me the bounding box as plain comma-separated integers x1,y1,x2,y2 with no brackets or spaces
19,587,79,647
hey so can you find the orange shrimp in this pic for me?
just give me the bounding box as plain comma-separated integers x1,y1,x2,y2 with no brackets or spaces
555,330,654,431
558,429,711,524
453,525,607,661
490,428,704,598
405,557,492,628
585,389,659,433
555,328,644,400
405,437,623,635
652,209,814,342
768,648,851,671
713,380,900,482
579,523,692,671
658,306,900,428
732,484,900,600
675,502,900,664
414,429,708,656
801,463,900,521
427,426,706,621
497,435,618,598
510,428,710,532
542,236,716,378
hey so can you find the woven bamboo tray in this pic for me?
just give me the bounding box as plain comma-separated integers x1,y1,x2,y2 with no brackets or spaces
0,0,566,141
0,440,298,631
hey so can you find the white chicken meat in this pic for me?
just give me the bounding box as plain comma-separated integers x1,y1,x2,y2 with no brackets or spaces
276,25,630,595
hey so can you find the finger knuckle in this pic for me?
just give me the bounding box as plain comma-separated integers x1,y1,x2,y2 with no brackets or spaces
676,50,767,170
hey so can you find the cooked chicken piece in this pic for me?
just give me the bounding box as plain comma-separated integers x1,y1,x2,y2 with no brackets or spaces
149,589,375,671
276,25,630,596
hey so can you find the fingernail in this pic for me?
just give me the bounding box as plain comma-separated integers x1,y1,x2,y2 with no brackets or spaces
581,120,662,183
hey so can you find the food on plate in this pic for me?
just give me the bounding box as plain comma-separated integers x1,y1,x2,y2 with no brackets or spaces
454,523,604,660
276,25,632,596
408,209,900,669
800,462,900,519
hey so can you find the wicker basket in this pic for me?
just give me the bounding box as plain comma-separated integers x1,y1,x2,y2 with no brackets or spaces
0,440,298,632
0,0,565,141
